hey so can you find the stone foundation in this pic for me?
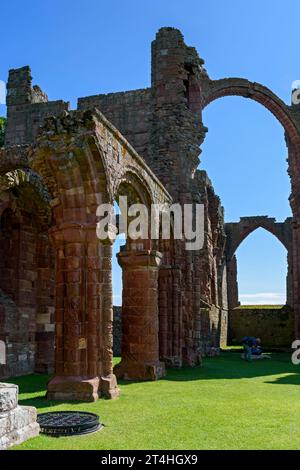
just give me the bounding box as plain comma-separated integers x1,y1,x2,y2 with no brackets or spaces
46,376,100,402
0,383,39,450
114,360,165,381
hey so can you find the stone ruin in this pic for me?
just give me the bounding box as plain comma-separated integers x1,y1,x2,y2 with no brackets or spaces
0,27,298,402
0,383,39,449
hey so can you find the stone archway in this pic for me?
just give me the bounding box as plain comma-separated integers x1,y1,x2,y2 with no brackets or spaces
0,169,54,378
27,108,171,401
225,217,292,260
224,219,293,346
3,27,300,394
225,217,292,310
194,77,300,337
113,172,165,380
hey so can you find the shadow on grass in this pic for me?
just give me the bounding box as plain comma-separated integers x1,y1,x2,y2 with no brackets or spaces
265,374,300,385
162,352,300,384
6,373,48,394
7,353,300,410
18,396,90,409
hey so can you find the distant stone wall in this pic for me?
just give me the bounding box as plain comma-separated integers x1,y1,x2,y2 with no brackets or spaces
78,88,151,162
113,306,122,357
5,66,69,146
229,306,294,347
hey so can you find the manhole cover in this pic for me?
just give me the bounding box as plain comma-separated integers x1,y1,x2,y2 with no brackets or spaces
37,411,102,436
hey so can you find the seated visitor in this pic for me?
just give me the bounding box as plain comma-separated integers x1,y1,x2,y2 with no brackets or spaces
241,336,261,361
251,344,263,356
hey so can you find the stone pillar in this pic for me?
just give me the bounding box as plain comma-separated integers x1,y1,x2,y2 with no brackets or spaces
158,264,183,367
287,247,294,308
218,263,228,348
292,223,300,339
114,249,165,380
0,383,39,450
97,243,120,399
46,223,119,401
227,255,239,310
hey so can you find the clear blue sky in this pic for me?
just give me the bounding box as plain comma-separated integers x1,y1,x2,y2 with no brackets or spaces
1,0,298,305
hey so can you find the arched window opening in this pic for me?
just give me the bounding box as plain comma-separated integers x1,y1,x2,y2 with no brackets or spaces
227,228,293,348
200,97,291,221
236,228,287,306
112,201,126,362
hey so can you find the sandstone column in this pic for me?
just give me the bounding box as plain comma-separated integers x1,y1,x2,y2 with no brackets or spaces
47,222,119,401
114,249,165,380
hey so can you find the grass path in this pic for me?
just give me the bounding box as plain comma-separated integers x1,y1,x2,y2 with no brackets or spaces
8,353,300,450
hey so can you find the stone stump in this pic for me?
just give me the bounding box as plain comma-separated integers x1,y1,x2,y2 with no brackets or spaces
0,383,40,450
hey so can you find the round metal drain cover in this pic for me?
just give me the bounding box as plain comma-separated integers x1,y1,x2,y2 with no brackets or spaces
37,411,102,436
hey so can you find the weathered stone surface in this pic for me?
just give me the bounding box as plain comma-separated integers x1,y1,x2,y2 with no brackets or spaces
0,383,39,450
114,249,165,381
229,306,294,347
0,406,40,450
113,306,122,357
0,26,299,401
46,375,100,402
0,383,18,412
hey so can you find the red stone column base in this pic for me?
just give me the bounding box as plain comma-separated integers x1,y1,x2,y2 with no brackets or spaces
114,360,166,381
46,376,100,402
183,351,202,367
100,374,120,399
163,356,182,368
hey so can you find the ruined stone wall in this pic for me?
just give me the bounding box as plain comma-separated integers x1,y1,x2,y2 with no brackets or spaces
0,288,34,378
1,28,239,383
229,306,294,347
196,171,228,353
35,234,55,374
5,66,69,146
76,28,228,362
1,26,300,399
148,28,227,363
0,188,54,379
78,89,151,162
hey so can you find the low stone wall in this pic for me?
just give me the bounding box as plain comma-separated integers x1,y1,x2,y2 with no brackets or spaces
229,306,294,347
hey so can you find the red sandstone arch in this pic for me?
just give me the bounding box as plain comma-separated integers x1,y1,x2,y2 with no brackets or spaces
202,78,298,143
25,109,171,399
200,78,300,332
112,171,166,381
201,78,300,213
231,224,287,255
115,169,153,206
225,218,291,261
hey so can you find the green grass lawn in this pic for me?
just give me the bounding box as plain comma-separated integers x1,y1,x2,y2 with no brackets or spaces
236,305,284,309
8,353,300,450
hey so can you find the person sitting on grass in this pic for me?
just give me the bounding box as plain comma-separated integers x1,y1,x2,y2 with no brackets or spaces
241,336,261,361
251,342,263,356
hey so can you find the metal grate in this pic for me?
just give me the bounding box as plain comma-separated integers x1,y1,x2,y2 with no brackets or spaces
37,411,102,436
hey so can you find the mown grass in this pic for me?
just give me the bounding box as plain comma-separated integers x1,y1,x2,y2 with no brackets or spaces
8,353,300,450
237,305,284,309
